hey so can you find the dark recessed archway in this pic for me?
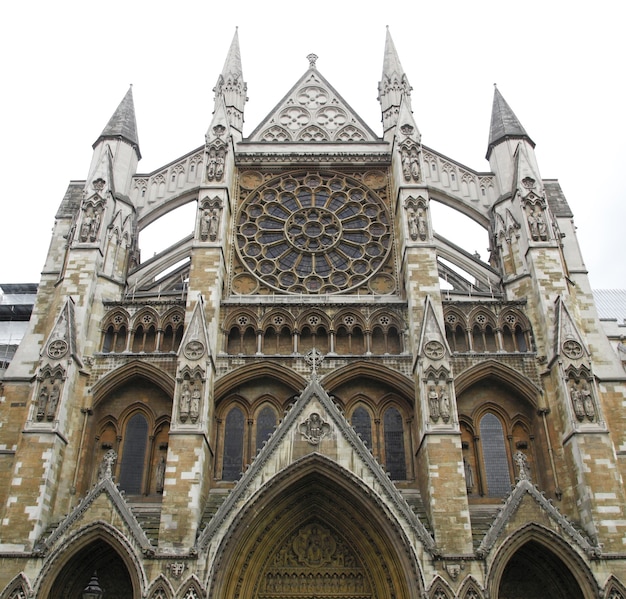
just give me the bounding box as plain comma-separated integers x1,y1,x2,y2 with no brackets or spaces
47,539,134,599
498,540,584,599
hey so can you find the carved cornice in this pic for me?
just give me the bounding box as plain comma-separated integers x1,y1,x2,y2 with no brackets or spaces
235,152,392,166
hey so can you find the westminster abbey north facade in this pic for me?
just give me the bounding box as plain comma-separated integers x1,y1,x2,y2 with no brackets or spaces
1,30,626,599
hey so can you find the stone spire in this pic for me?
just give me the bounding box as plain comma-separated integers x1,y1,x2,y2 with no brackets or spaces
378,27,412,134
213,28,247,134
94,86,140,159
486,86,534,160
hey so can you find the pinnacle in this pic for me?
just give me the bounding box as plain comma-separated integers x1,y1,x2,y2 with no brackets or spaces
95,86,141,158
486,87,534,159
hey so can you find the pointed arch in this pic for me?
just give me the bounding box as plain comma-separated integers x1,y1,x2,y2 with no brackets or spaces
427,576,454,599
177,575,205,599
33,521,147,599
206,453,424,599
214,361,307,398
454,359,541,406
604,575,626,599
322,360,414,399
486,523,599,599
145,574,175,599
0,573,32,599
91,359,176,404
457,575,485,598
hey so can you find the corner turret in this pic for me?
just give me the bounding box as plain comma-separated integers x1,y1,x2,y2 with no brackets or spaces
378,28,412,139
88,86,140,197
486,86,539,194
213,28,247,137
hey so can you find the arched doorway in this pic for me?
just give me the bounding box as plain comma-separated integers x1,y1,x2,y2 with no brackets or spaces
46,539,134,599
498,540,583,598
208,457,422,599
493,535,597,599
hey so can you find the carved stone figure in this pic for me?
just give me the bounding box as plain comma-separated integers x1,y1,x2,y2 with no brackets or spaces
209,208,220,240
200,209,210,241
527,210,539,241
417,209,427,240
155,456,166,493
428,385,440,423
408,209,419,240
90,210,101,241
581,381,595,421
46,379,61,421
206,147,217,180
179,382,191,423
463,457,474,492
299,412,330,444
401,148,411,181
570,381,585,421
215,149,225,180
410,147,421,181
536,210,548,240
514,450,531,480
190,385,201,423
99,449,117,481
439,385,450,423
80,214,93,242
37,385,49,421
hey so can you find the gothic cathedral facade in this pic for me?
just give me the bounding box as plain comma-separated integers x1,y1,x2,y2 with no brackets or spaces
1,31,626,599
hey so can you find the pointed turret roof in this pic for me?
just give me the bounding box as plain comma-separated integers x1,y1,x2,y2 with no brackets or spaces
94,86,141,159
221,28,243,81
486,86,533,159
378,28,412,134
381,27,407,83
213,28,246,134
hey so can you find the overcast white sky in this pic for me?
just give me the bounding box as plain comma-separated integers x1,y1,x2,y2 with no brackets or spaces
1,0,624,290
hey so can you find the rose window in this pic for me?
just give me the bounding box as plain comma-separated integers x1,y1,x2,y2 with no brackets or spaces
236,172,391,294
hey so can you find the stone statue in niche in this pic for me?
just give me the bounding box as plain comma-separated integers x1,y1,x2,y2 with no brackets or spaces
463,457,474,492
401,148,411,181
37,385,49,421
206,145,226,181
79,207,101,242
408,209,419,240
569,381,585,421
527,209,539,241
410,146,421,181
190,384,201,423
46,379,61,421
417,209,427,240
179,382,191,423
155,456,166,493
536,210,548,240
200,205,221,242
438,385,450,423
428,385,440,423
580,381,595,421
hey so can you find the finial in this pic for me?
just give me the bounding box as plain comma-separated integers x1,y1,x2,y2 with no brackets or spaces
304,348,323,377
307,53,318,69
493,82,497,88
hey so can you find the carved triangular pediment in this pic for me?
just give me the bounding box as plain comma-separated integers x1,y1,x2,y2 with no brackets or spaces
247,67,379,143
418,296,451,362
197,362,435,554
42,297,80,366
476,479,599,559
553,296,589,365
178,297,211,362
34,474,154,557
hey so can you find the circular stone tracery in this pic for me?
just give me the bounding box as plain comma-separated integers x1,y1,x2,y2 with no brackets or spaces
237,172,391,294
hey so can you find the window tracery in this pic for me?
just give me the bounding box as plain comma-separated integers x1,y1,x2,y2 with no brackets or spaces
236,171,392,294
